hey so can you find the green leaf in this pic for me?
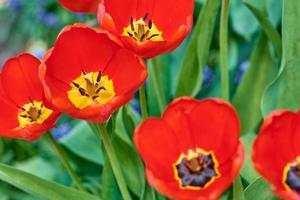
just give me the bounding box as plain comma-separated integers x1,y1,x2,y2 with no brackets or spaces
101,158,122,200
112,135,145,197
175,0,220,97
60,121,104,166
233,176,245,200
262,0,300,116
121,106,135,138
244,177,277,200
233,33,278,133
240,133,260,183
0,163,100,200
244,0,282,57
140,183,156,200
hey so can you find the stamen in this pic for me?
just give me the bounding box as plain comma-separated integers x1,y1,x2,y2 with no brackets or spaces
143,13,148,22
18,100,53,128
173,148,220,190
122,14,164,44
67,71,115,109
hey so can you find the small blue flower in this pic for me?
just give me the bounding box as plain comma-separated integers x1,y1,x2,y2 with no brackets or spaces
36,9,60,28
8,0,23,12
202,66,215,89
235,61,249,84
131,99,141,116
51,123,72,141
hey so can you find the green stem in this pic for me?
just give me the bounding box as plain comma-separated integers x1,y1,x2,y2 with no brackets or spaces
139,84,149,119
46,133,86,192
220,0,230,101
98,123,132,200
150,58,167,113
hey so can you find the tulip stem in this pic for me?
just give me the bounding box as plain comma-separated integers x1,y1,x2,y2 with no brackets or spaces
45,132,86,192
98,123,132,200
150,58,167,113
220,0,230,101
139,84,149,119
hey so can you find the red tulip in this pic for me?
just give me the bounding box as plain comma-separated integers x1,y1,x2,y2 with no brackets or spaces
98,0,194,58
40,23,147,123
134,97,244,200
57,0,101,13
0,54,60,141
252,110,300,200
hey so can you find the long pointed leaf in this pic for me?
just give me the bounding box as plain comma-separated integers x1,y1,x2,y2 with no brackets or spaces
0,163,100,200
175,0,220,97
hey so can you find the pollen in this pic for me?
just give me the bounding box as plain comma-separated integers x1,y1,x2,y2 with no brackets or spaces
122,13,164,45
18,100,53,128
173,148,220,190
67,71,115,109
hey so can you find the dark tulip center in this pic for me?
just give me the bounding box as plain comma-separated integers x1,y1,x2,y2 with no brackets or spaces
283,160,300,194
174,149,220,189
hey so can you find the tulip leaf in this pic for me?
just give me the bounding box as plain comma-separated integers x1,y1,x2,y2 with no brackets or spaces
111,135,145,197
261,0,300,116
244,177,277,200
121,106,135,138
101,158,122,200
140,183,156,200
240,133,260,183
244,0,282,57
0,163,100,200
232,176,245,200
233,33,278,133
60,120,104,166
175,0,220,97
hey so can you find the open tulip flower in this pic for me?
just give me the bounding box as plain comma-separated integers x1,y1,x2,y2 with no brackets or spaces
40,23,147,123
252,110,300,200
134,97,245,200
98,0,194,58
0,54,60,141
57,0,101,13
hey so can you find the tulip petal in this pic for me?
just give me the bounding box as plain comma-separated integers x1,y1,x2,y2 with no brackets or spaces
1,53,43,106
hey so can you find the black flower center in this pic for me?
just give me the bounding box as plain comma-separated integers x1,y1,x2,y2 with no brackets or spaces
283,162,300,194
174,149,220,189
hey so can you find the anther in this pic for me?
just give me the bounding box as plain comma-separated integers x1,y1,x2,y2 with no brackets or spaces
143,13,149,22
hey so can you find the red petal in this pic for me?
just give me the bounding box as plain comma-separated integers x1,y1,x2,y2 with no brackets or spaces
99,0,137,33
45,24,120,84
58,0,100,13
0,97,19,132
151,0,194,38
162,97,199,152
134,118,181,181
252,110,298,190
104,49,147,95
187,99,240,164
1,53,43,106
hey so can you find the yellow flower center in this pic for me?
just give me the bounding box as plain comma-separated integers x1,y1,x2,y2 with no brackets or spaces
67,71,115,109
282,156,300,194
18,100,53,128
173,148,220,190
122,13,164,45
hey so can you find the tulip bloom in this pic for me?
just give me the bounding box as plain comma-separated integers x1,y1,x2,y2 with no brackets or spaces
134,97,244,200
40,24,147,123
252,110,300,200
0,54,60,141
57,0,101,13
98,0,194,58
